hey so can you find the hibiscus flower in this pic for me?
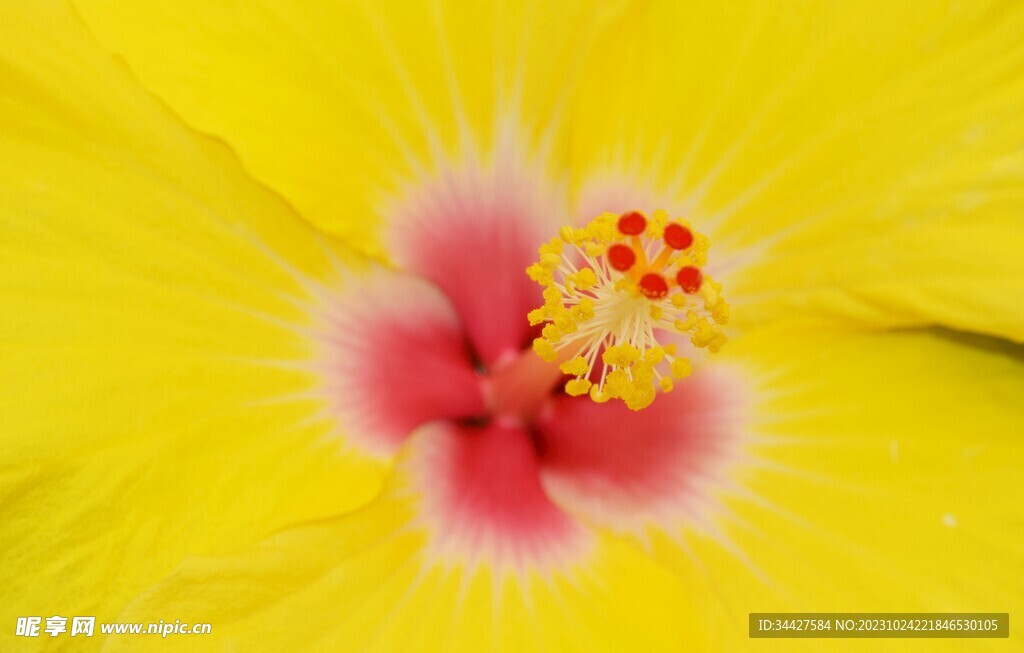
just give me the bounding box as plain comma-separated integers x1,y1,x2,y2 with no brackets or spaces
2,1,1022,652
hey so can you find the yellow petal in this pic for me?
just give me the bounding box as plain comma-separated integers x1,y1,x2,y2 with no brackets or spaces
599,323,1024,650
0,1,384,628
100,423,713,652
72,0,633,255
569,1,1024,341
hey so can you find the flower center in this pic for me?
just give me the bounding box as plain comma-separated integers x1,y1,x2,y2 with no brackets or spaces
525,210,729,411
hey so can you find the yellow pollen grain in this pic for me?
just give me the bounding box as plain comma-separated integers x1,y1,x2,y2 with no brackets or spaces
560,356,590,377
643,346,667,365
541,324,563,343
526,263,553,285
539,237,563,257
543,286,562,309
712,303,730,324
604,369,632,398
571,297,595,321
533,337,557,362
625,385,656,411
540,253,561,268
671,358,691,379
631,361,655,385
565,378,592,397
552,315,578,335
573,267,598,289
603,344,640,367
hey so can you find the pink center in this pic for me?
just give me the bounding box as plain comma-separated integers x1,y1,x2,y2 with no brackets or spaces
412,420,586,569
323,153,739,567
406,346,739,564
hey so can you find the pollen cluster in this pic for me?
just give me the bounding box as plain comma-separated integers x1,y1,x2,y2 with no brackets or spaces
526,210,729,411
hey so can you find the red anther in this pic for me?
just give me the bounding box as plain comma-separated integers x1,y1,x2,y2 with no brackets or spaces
676,266,702,294
639,273,669,299
607,244,636,271
617,211,647,235
663,223,693,250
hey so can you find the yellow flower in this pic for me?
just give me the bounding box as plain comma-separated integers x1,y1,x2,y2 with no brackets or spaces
2,2,1023,652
